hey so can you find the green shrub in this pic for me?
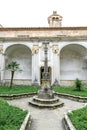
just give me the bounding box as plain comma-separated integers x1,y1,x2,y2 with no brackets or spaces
75,78,82,91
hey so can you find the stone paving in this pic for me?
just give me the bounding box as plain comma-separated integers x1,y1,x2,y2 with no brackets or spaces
8,97,86,130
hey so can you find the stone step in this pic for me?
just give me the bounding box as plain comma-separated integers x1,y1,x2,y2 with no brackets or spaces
29,100,64,109
33,96,59,104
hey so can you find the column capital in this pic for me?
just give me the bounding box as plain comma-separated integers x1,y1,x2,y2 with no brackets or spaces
52,45,59,54
32,45,39,55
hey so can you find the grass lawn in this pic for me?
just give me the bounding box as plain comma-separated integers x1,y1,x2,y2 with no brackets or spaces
0,85,87,97
68,106,87,130
0,98,27,130
0,85,39,95
53,86,87,97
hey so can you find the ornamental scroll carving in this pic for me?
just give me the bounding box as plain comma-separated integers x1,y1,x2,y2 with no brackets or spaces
32,45,39,55
0,45,3,53
52,45,59,54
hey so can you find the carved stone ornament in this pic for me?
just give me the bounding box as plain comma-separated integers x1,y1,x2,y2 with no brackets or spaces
52,45,59,54
0,46,3,53
32,45,39,54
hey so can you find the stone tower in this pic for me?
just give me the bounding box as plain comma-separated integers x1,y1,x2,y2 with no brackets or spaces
48,11,62,27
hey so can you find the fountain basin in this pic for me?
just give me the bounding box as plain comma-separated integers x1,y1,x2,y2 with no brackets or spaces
29,95,64,109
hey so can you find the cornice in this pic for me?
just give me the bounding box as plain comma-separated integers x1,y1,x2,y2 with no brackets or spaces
1,27,87,31
0,36,87,42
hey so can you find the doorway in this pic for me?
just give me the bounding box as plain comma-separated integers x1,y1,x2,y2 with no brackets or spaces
40,66,51,85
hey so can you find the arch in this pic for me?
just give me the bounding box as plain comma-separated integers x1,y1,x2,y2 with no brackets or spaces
60,44,87,85
60,43,87,54
4,43,32,53
5,44,32,84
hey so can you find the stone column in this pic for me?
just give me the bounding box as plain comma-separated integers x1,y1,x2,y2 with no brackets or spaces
32,45,39,86
52,45,60,86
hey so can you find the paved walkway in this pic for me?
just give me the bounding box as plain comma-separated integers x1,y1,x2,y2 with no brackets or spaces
8,97,86,130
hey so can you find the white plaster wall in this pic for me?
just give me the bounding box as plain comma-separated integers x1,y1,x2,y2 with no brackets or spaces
4,44,32,80
60,44,87,80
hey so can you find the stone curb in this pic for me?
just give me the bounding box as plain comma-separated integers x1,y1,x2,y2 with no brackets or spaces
0,92,37,100
63,104,87,130
55,92,87,102
63,112,76,130
20,112,31,130
0,92,87,103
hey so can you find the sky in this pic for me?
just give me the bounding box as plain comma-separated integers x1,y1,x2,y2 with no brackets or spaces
0,0,87,27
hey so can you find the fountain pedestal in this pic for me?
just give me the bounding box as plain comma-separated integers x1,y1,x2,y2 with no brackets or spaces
29,42,64,109
38,85,54,99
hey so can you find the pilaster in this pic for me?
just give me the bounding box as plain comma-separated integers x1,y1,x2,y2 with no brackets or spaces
32,45,40,86
52,45,60,86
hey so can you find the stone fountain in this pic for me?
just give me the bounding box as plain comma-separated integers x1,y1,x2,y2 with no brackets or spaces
29,42,64,109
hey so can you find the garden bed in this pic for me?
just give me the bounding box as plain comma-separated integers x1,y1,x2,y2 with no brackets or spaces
68,105,87,130
0,85,39,95
0,98,29,130
0,86,87,102
54,86,87,97
55,92,87,102
63,105,87,130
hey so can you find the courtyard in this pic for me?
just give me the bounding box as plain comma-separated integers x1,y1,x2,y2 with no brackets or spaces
8,96,85,130
0,1,87,130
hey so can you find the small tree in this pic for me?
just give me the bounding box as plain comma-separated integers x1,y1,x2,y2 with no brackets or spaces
6,61,22,88
75,78,82,91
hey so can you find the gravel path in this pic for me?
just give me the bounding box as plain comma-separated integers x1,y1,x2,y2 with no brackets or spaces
8,97,86,130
